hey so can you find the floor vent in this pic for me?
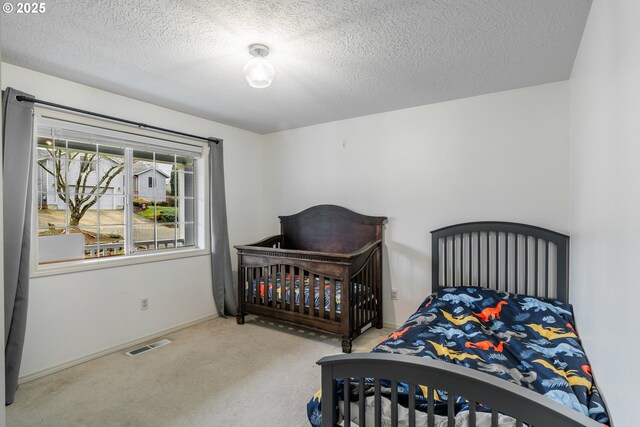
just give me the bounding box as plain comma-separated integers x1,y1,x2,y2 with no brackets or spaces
126,339,172,356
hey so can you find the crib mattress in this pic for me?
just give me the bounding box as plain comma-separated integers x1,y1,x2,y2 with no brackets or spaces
245,274,372,313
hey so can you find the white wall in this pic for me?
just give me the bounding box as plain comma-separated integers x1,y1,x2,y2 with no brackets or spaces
262,82,570,326
569,1,640,424
1,63,264,378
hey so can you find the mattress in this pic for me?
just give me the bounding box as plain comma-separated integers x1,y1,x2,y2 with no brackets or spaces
246,274,372,313
307,286,610,426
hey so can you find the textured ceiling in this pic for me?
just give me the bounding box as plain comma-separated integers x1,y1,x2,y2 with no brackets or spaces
1,0,591,134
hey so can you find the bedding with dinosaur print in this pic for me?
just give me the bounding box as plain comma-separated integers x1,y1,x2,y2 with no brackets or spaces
307,286,609,426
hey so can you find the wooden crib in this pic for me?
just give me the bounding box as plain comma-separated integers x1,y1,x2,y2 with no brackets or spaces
235,205,387,353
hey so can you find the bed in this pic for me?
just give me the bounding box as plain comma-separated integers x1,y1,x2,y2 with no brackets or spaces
310,222,611,426
235,205,387,353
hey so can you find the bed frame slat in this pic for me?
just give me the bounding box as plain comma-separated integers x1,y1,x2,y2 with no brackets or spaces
535,238,539,296
505,233,509,292
344,378,351,426
525,236,529,295
374,379,382,427
408,383,416,427
491,408,498,426
545,241,550,298
452,235,456,287
359,378,366,427
390,380,398,426
427,387,434,427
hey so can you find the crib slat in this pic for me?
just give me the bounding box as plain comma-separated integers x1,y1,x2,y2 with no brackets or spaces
491,409,498,426
319,275,326,319
374,380,381,427
368,260,373,324
360,269,365,327
362,265,367,325
355,273,360,329
516,420,523,427
344,378,351,427
358,378,366,427
330,278,336,321
264,266,270,306
311,273,316,317
316,275,324,317
242,267,247,304
408,383,416,427
352,273,357,329
390,380,398,426
283,266,289,310
301,270,307,314
363,267,368,326
279,265,284,309
248,268,254,304
288,266,294,309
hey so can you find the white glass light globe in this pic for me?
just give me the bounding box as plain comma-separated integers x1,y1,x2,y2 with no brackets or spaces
243,56,275,88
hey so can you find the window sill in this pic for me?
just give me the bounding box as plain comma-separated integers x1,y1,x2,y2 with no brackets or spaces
31,247,210,278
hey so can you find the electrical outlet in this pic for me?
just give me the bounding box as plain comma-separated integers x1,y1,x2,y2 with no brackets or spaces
391,288,398,300
140,298,149,311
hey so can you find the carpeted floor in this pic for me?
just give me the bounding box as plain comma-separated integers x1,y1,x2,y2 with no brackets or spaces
7,316,391,427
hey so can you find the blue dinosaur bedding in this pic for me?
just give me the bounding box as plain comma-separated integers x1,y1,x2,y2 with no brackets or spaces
246,274,372,313
307,287,609,425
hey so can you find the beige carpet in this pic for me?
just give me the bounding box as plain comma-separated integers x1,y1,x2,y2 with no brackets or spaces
7,316,391,427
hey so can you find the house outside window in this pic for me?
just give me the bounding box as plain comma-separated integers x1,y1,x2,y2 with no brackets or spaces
33,109,208,272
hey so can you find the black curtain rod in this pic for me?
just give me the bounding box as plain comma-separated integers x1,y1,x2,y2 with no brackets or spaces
15,95,221,145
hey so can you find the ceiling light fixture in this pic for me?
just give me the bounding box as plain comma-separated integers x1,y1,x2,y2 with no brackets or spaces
244,43,275,89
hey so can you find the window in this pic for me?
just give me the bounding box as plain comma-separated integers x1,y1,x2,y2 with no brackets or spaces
34,110,207,269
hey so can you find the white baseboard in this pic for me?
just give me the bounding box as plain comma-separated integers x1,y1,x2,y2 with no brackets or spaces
19,313,219,384
382,322,400,330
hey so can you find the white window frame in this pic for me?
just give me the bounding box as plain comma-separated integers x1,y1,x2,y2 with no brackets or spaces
30,107,210,278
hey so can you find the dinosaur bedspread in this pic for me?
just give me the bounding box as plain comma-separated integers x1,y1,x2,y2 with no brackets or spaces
307,286,609,425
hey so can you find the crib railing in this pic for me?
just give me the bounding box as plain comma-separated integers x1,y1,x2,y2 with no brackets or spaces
241,264,343,322
349,246,382,336
236,236,383,352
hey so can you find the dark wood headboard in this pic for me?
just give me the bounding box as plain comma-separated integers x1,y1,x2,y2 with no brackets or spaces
279,205,387,254
431,222,570,302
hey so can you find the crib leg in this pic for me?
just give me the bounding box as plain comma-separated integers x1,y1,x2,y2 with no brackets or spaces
341,337,352,353
236,314,245,325
376,316,383,329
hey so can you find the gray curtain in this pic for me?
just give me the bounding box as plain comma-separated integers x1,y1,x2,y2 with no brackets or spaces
208,139,236,316
2,88,34,405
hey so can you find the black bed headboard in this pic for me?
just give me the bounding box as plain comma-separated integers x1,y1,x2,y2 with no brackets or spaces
431,222,570,302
